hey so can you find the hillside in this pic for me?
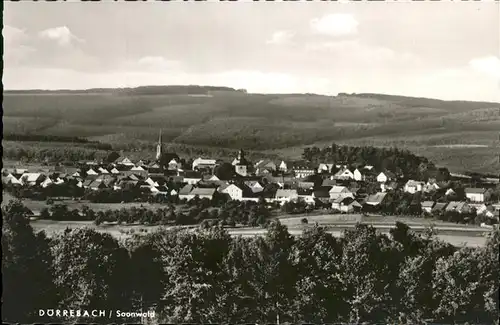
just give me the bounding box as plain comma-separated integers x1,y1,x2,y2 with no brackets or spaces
3,86,499,174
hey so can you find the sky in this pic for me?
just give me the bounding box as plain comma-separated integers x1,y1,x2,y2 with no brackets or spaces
3,1,500,102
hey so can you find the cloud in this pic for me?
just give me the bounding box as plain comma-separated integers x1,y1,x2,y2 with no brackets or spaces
38,26,83,46
3,25,36,66
469,56,500,79
3,25,28,46
136,56,181,70
304,40,420,67
266,30,295,45
310,14,358,37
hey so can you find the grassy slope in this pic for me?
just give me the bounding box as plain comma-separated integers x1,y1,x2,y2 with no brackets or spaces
3,90,499,173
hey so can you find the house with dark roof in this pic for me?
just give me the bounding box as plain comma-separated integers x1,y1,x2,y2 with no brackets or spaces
178,184,195,200
332,196,362,213
431,202,448,214
297,188,315,205
183,171,202,185
313,186,332,203
321,179,338,187
365,192,388,206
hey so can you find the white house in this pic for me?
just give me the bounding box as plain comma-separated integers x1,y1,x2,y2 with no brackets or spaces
353,169,364,181
110,168,120,174
190,187,216,200
53,177,64,185
116,157,135,166
279,161,288,172
423,181,440,193
445,188,456,196
20,173,45,186
184,172,202,185
168,159,182,171
329,186,353,200
469,203,488,215
86,168,98,176
332,197,362,213
5,175,23,186
98,167,109,174
220,184,243,201
192,158,217,170
376,172,394,183
421,201,435,213
145,177,160,187
465,188,489,203
334,168,354,180
41,177,53,188
293,166,316,179
404,180,425,194
275,189,298,204
298,192,315,205
317,163,334,174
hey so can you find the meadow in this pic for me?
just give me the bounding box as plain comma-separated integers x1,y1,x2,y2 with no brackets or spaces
3,88,499,174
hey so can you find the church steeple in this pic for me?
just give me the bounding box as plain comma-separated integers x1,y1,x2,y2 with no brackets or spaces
237,149,245,162
156,130,163,161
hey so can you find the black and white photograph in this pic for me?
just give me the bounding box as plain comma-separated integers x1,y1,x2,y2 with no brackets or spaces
2,1,499,324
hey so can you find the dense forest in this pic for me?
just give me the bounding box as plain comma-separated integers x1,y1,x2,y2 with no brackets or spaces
302,143,450,181
2,200,499,324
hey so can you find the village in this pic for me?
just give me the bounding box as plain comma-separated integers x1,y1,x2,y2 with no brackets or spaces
2,131,500,226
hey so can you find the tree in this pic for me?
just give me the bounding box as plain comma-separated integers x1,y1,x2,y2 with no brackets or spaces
340,224,401,323
2,200,58,323
214,162,235,181
254,221,297,323
147,226,233,323
51,228,132,323
477,227,500,324
292,225,344,322
433,248,486,323
126,240,165,312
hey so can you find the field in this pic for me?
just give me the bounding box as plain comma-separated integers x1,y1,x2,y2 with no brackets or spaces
3,88,500,174
3,191,488,248
28,217,489,248
1,192,173,213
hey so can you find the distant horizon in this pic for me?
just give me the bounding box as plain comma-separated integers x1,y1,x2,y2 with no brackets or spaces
4,84,500,104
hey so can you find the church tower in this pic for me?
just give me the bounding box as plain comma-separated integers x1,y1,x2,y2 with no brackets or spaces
235,149,250,177
156,130,163,161
237,149,245,162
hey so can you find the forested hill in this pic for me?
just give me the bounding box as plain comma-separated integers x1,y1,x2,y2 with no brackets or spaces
3,87,499,174
4,85,243,96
